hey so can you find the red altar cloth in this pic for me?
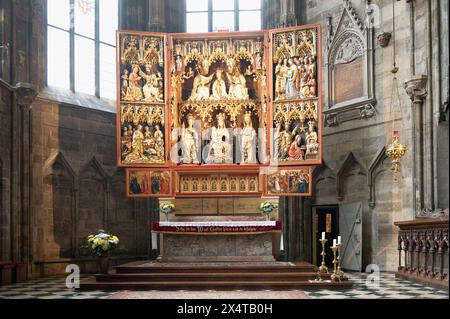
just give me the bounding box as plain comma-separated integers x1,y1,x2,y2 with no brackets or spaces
151,221,282,235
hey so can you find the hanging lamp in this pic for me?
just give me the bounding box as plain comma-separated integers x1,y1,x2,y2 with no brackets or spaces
385,0,408,177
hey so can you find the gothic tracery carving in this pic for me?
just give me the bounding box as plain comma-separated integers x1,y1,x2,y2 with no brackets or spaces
324,0,376,127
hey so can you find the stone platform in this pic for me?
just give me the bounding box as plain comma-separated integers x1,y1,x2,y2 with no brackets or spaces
79,261,353,291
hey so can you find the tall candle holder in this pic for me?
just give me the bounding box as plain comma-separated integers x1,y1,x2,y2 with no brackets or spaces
318,238,328,274
336,243,347,281
330,244,340,282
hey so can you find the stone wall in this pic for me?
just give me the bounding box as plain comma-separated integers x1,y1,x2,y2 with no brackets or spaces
302,0,449,271
0,81,12,261
0,0,185,278
0,0,448,276
29,98,155,272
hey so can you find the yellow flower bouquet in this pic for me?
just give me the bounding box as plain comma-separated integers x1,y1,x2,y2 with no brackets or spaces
87,230,120,257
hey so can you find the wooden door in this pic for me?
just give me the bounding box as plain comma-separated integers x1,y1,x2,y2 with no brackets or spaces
339,201,363,271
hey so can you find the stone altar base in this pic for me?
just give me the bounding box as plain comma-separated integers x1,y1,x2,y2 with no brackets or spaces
78,261,354,290
159,233,276,262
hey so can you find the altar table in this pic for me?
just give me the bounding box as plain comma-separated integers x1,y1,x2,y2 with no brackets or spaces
152,221,282,235
152,221,282,262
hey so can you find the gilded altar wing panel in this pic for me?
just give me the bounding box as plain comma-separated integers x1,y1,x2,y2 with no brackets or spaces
126,169,173,198
168,32,269,167
117,31,169,168
269,26,322,166
119,103,167,166
263,166,312,197
118,32,166,104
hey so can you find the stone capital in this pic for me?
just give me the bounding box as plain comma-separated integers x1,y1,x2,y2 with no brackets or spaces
404,75,428,103
13,82,38,107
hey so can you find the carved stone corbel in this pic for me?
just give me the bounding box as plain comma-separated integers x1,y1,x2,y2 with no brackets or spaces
404,75,428,103
377,32,391,48
13,82,37,107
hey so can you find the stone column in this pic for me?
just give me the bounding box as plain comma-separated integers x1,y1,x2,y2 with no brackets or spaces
404,75,428,214
119,0,147,31
262,0,280,29
147,0,166,32
11,83,37,263
279,0,297,28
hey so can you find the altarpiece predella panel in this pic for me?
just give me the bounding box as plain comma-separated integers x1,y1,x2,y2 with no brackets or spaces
117,32,168,167
126,169,173,198
174,170,262,197
116,27,322,198
270,26,322,166
263,167,312,197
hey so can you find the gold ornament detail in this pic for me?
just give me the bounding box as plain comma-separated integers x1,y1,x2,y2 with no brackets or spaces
386,132,408,173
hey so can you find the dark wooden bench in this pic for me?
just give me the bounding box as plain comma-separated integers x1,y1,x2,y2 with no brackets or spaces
0,261,14,285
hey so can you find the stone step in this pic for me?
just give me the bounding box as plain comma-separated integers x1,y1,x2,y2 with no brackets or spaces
114,261,317,274
95,272,330,282
79,278,352,291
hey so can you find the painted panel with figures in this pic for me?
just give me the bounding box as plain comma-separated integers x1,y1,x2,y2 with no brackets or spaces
126,169,173,197
117,32,168,167
263,167,312,197
119,33,166,103
270,26,322,166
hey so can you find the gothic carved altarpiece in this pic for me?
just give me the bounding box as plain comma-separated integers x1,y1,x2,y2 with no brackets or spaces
116,26,321,198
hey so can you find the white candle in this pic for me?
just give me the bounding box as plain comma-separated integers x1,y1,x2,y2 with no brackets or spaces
321,232,325,240
333,239,336,247
338,236,342,245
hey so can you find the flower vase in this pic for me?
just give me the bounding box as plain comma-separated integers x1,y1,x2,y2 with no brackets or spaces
98,253,110,274
264,212,271,221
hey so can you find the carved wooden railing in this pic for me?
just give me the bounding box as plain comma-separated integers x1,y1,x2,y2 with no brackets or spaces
394,217,449,290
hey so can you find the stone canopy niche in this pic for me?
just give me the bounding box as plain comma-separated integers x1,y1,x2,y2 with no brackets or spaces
324,0,376,127
116,26,322,199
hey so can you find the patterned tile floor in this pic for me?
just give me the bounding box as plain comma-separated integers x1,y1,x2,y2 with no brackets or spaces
0,272,447,299
305,273,448,299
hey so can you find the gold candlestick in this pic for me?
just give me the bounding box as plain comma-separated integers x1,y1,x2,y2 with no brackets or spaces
330,245,340,282
318,238,328,274
337,244,347,281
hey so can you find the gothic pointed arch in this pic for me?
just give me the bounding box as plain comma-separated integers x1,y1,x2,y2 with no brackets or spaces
324,0,376,126
336,152,367,201
42,151,77,258
368,146,392,208
312,160,337,202
43,151,76,182
77,157,110,256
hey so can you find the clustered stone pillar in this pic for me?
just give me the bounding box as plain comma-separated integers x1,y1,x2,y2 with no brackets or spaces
148,0,166,32
11,83,37,265
404,75,428,214
279,0,297,28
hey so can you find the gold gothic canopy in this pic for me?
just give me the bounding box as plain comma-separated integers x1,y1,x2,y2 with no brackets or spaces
116,26,322,198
